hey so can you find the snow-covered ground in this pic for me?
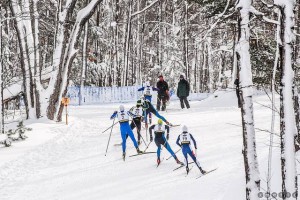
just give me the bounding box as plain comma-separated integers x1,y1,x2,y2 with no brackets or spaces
0,91,284,200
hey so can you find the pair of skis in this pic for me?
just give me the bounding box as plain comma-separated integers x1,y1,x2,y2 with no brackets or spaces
173,164,217,179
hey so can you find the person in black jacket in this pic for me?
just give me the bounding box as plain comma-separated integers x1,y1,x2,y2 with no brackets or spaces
177,75,190,109
156,75,169,111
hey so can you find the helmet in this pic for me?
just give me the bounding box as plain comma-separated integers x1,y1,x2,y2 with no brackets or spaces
158,119,163,125
136,100,143,107
119,105,125,111
182,125,188,132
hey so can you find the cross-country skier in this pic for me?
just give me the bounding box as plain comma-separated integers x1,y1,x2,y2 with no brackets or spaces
149,119,183,166
140,97,171,128
176,125,206,174
138,82,158,124
129,100,144,145
110,105,143,161
138,81,159,102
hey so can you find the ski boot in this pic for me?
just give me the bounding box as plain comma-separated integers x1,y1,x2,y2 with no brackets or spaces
175,157,184,166
199,167,206,175
136,147,143,154
157,157,161,166
122,152,126,161
186,166,190,174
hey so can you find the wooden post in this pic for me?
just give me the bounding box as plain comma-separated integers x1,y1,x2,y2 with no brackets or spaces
61,97,70,125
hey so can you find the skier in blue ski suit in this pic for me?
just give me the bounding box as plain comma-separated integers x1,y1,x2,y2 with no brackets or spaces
110,105,142,160
149,119,183,166
138,82,159,102
176,125,206,174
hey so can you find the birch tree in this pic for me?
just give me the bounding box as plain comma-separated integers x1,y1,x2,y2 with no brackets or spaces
235,0,260,199
275,0,298,198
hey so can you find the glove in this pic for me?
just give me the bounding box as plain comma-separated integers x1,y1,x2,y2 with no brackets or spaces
166,134,169,140
150,137,153,142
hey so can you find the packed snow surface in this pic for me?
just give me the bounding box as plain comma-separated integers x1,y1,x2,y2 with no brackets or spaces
0,91,284,200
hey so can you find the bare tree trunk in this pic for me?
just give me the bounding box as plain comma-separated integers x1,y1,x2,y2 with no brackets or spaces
79,22,88,105
47,0,102,121
0,9,3,133
10,0,35,119
267,8,281,198
184,0,189,81
294,2,300,152
276,2,298,198
236,1,260,199
123,0,132,86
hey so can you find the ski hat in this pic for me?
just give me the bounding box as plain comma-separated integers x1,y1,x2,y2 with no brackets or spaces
158,119,163,125
158,75,163,78
182,125,188,132
119,105,125,111
136,99,143,106
180,75,184,79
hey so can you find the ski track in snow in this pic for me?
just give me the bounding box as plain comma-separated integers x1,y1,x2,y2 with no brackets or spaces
0,91,283,200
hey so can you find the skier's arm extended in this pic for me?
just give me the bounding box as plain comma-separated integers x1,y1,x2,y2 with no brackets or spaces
176,135,181,147
138,87,145,91
110,111,117,120
190,134,197,149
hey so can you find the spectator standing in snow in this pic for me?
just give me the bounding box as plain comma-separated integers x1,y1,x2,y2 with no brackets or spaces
156,75,169,111
176,75,190,109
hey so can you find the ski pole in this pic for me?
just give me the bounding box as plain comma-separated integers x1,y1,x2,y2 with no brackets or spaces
145,123,148,142
102,121,119,133
166,148,181,160
143,141,152,152
102,119,134,134
130,117,147,146
105,118,115,156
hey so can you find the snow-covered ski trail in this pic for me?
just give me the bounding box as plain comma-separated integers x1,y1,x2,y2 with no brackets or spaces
0,92,282,200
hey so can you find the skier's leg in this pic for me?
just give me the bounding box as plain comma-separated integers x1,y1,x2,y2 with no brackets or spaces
120,127,127,153
136,119,141,143
163,138,176,158
182,147,189,169
184,97,190,108
187,147,202,170
155,138,161,159
130,120,136,130
129,121,136,140
152,110,167,122
126,125,139,148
